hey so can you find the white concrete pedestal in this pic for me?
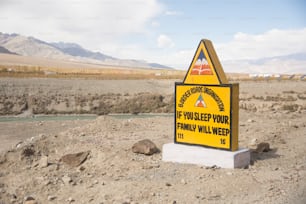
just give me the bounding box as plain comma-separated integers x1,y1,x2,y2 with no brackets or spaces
162,143,250,169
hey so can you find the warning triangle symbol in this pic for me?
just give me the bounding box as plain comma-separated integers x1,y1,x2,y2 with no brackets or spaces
184,39,228,85
195,94,207,108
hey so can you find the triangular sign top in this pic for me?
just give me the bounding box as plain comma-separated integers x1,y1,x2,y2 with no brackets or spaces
184,39,228,85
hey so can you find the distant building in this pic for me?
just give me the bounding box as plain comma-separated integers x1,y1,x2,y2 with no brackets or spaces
249,74,258,80
263,74,272,79
288,74,295,80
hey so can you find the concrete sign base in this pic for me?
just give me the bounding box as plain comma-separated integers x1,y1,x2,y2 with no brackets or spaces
162,143,250,169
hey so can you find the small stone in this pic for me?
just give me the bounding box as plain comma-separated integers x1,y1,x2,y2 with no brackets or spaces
104,194,111,200
38,134,46,139
255,142,271,153
62,175,72,185
0,154,7,164
10,193,17,201
0,188,5,193
39,155,49,168
226,172,233,176
67,197,75,202
87,174,94,178
122,198,131,204
44,180,51,186
210,165,219,169
132,139,159,155
16,141,23,149
165,182,172,187
180,179,187,184
81,133,86,136
24,196,38,204
60,151,90,167
48,195,56,201
250,138,258,146
247,119,255,123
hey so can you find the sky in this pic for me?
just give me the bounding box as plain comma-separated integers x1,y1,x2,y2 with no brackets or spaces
0,0,306,73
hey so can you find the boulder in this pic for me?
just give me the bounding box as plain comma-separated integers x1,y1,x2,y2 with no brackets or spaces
60,151,90,167
132,139,159,155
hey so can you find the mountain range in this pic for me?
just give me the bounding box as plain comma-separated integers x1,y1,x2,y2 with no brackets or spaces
1,32,305,74
0,32,172,69
0,45,17,55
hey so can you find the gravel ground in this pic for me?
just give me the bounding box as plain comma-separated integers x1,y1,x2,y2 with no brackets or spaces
0,78,305,204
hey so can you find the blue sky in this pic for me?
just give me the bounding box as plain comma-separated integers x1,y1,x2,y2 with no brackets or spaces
0,0,306,73
156,0,305,43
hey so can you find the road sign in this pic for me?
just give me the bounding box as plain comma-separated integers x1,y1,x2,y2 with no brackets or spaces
175,83,239,151
174,39,239,151
164,38,248,168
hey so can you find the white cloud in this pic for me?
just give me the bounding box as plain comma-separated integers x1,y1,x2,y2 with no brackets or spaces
151,21,160,27
216,28,306,60
0,0,163,51
222,58,306,74
157,34,175,48
208,28,306,74
152,28,306,74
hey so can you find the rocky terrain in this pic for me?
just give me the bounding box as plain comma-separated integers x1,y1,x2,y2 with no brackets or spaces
0,78,175,116
0,78,305,204
1,78,305,116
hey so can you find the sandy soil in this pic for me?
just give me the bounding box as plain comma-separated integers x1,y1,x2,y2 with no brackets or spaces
0,119,94,152
0,78,306,204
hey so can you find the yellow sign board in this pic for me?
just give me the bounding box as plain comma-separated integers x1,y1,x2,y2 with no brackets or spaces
175,83,239,151
184,39,228,85
174,39,239,151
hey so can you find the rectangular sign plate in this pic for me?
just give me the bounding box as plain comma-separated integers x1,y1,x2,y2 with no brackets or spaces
175,83,238,151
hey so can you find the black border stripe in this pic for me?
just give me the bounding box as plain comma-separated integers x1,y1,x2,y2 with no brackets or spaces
174,82,179,144
229,84,233,150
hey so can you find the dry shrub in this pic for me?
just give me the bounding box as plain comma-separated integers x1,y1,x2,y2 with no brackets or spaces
282,90,296,94
297,94,306,100
252,95,264,100
281,104,300,112
113,93,167,115
264,95,296,102
0,64,185,80
0,92,174,115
